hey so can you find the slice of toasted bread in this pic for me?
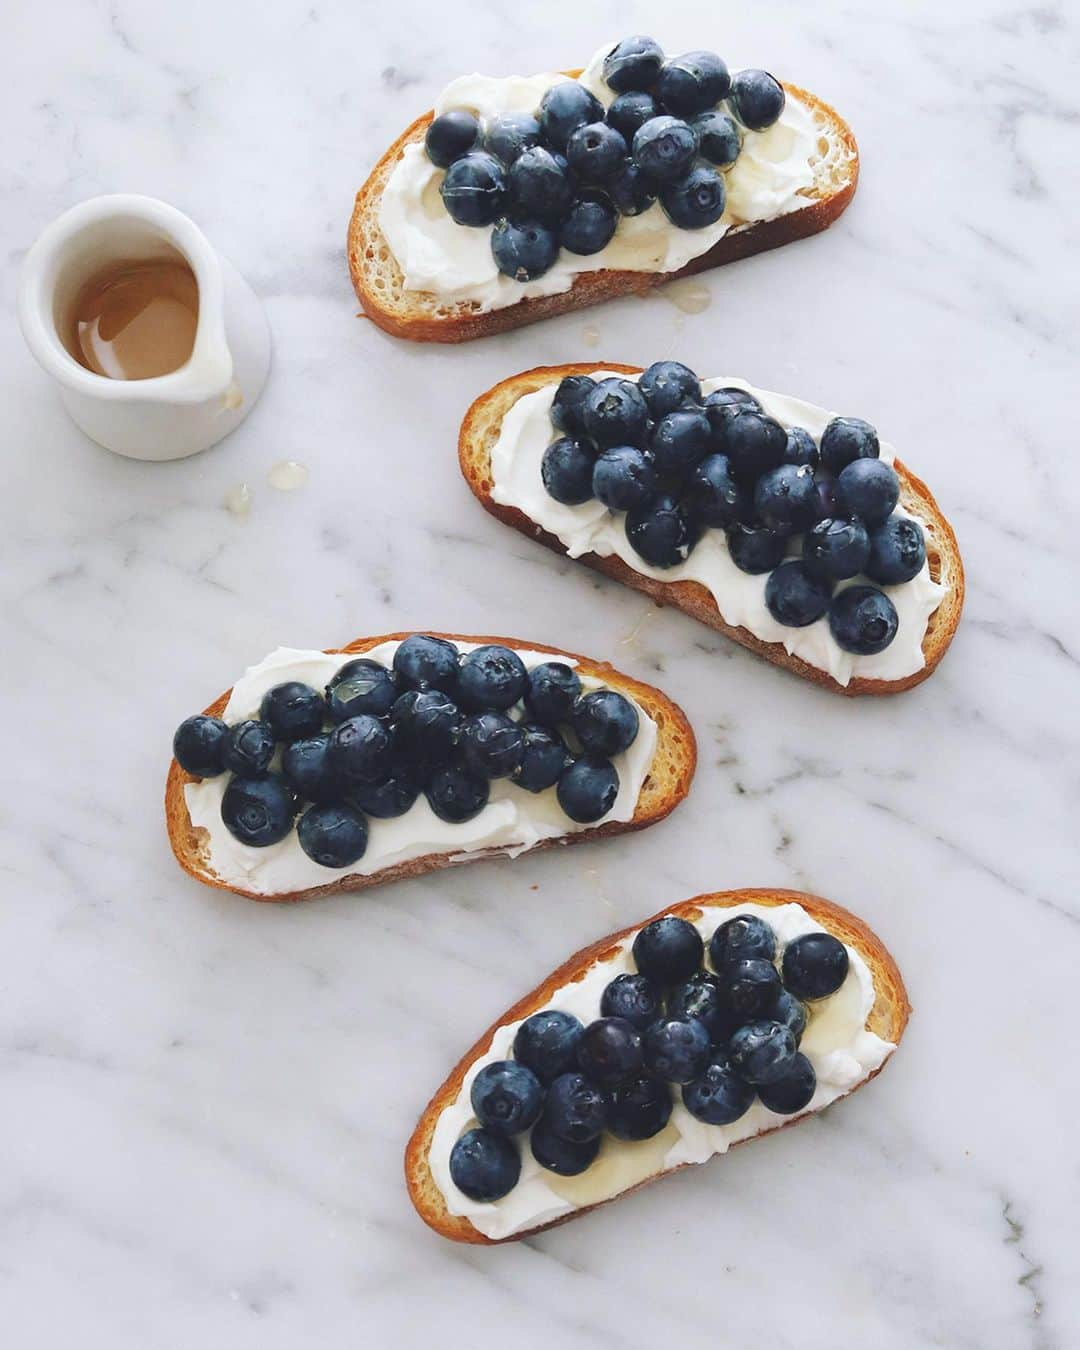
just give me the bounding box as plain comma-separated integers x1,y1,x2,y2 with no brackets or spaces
348,77,858,343
459,365,965,695
165,631,696,903
406,887,910,1244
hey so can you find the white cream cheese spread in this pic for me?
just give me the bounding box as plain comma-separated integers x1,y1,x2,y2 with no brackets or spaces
489,373,947,686
428,900,895,1241
184,643,657,895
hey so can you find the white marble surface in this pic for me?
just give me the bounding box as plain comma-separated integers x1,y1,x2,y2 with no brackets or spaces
3,2,1078,1346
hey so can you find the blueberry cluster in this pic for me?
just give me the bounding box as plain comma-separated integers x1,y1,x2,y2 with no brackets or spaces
423,36,786,282
541,364,930,656
172,637,641,869
449,911,850,1202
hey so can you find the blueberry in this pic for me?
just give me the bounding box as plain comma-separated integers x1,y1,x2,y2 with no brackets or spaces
542,1072,609,1142
626,493,698,567
725,410,787,479
572,689,639,756
643,1016,712,1084
757,1053,817,1114
328,714,393,784
765,561,833,628
803,518,871,581
602,35,665,93
729,69,786,132
530,1120,600,1175
592,445,656,510
541,435,596,504
556,755,619,823
836,459,900,528
425,109,480,168
567,122,627,183
726,522,786,574
258,681,325,743
173,714,228,776
782,932,849,1000
682,1048,757,1125
660,166,727,230
650,409,712,477
691,110,741,167
866,517,927,584
538,81,604,153
470,1061,544,1135
639,360,702,417
770,989,808,1044
820,417,880,476
281,734,340,803
608,159,658,216
425,765,489,823
607,90,660,140
483,112,541,164
550,374,596,437
346,774,419,819
325,658,399,722
458,645,528,711
583,377,650,447
507,146,573,225
703,387,763,447
656,50,730,117
600,972,663,1030
458,712,525,778
576,1017,643,1088
755,464,819,535
222,719,275,777
828,585,899,655
709,914,777,968
391,689,460,774
728,1020,797,1084
560,193,618,255
525,661,582,725
632,116,697,183
393,635,461,694
449,1127,520,1201
491,218,559,280
440,151,506,226
668,972,736,1042
718,957,782,1020
607,1074,673,1140
783,426,819,468
220,775,295,847
297,802,368,868
513,1010,583,1085
684,453,743,527
632,915,704,986
513,724,568,792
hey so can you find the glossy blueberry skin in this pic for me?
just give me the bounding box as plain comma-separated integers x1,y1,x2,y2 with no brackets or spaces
542,436,596,505
458,644,528,711
393,635,461,694
661,165,727,229
345,773,419,819
866,516,927,584
650,409,712,477
567,122,627,183
782,932,850,1000
391,689,461,773
728,1020,798,1084
530,1120,599,1175
282,734,340,804
765,561,833,628
440,151,506,226
718,957,782,1020
814,473,840,520
507,146,574,225
729,68,786,132
820,417,880,476
513,724,568,792
725,410,788,480
668,972,738,1043
458,712,526,779
607,1074,673,1140
607,90,660,140
513,1009,584,1085
639,360,702,417
572,688,639,756
592,445,656,510
682,1048,757,1125
297,802,369,868
757,1052,817,1114
542,1072,609,1142
803,517,871,582
491,218,559,280
709,914,778,969
828,585,899,655
600,972,663,1031
425,765,490,823
626,493,698,567
783,426,819,468
222,720,275,777
560,194,618,255
703,386,763,447
632,115,697,183
691,110,741,167
632,915,704,986
583,377,650,447
524,661,582,725
643,1016,712,1084
836,459,900,528
327,713,393,785
556,755,619,823
576,1017,644,1088
470,1060,544,1135
259,681,325,743
325,658,399,722
770,989,809,1045
725,521,787,575
603,35,665,93
173,715,228,777
483,112,541,164
685,453,743,528
450,1127,520,1200
656,50,731,117
221,775,295,847
550,374,596,437
608,159,658,216
425,109,480,167
755,464,820,535
538,81,604,153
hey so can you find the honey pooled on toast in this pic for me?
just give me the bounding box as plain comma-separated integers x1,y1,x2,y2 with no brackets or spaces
65,257,199,379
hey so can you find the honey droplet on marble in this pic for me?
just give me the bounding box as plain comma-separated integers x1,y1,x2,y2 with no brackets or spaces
658,279,712,314
267,459,309,492
582,324,601,347
224,482,252,518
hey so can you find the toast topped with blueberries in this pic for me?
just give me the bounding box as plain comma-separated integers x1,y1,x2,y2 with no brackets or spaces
459,364,964,694
348,36,858,342
165,632,696,903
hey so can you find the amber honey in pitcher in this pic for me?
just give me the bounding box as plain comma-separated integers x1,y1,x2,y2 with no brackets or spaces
65,256,199,379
